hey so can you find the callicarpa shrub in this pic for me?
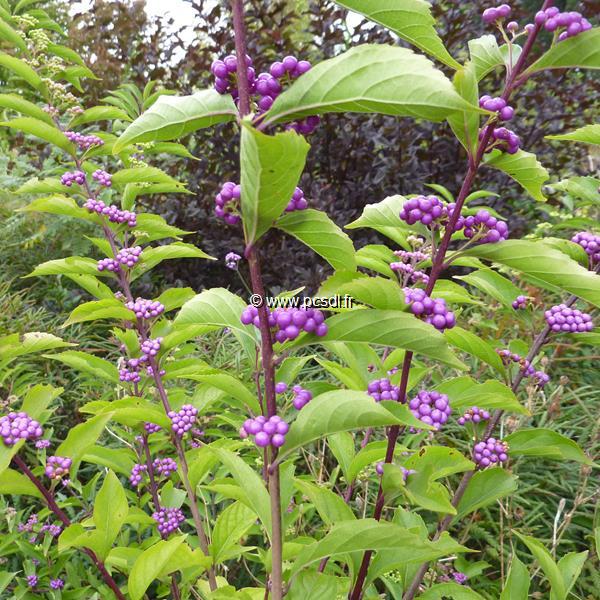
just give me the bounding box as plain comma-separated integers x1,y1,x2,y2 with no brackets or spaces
0,1,599,599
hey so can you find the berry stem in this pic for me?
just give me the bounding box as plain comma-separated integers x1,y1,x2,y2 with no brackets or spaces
11,455,126,600
349,2,554,598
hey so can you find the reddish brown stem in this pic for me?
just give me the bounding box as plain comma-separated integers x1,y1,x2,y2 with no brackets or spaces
12,455,126,600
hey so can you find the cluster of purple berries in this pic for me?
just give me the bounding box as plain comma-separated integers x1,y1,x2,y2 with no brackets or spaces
512,295,528,310
463,209,509,244
571,232,600,267
97,257,120,273
50,579,65,590
125,298,165,320
115,246,142,268
119,357,143,383
291,385,312,410
457,406,491,426
26,575,37,588
211,54,255,101
409,390,451,430
479,95,514,121
225,252,241,270
153,507,185,537
215,181,241,225
286,187,308,212
240,415,289,448
240,305,328,342
140,337,163,360
486,126,521,154
92,169,112,187
367,378,400,402
168,404,198,437
496,349,549,387
400,195,463,230
129,463,147,486
44,456,72,480
535,7,592,41
545,304,593,333
60,170,86,187
473,438,509,468
65,130,104,150
153,457,177,478
0,411,43,446
84,199,137,227
144,422,162,434
482,3,511,24
35,438,51,449
403,288,456,331
18,514,38,533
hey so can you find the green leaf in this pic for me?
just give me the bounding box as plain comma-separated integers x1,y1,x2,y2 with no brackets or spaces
0,53,43,90
174,288,257,360
210,448,272,537
346,195,416,247
0,469,42,498
111,166,184,188
21,195,91,220
277,391,426,460
240,123,309,244
156,287,196,312
327,432,355,482
557,551,588,599
133,242,215,277
287,572,342,600
56,413,113,464
80,397,170,430
456,268,523,308
546,123,600,146
44,350,119,382
334,0,460,69
500,555,530,600
347,441,399,482
276,209,356,271
47,43,85,66
455,468,518,520
335,275,407,310
0,333,72,363
418,583,486,599
114,90,237,152
264,44,476,126
290,519,467,577
468,35,520,81
92,471,129,559
70,105,132,127
210,501,256,564
0,117,74,153
0,17,27,52
464,240,600,307
0,93,54,124
28,257,100,278
483,149,549,201
444,379,527,415
552,176,600,205
448,63,479,154
527,28,600,73
294,479,355,525
505,429,592,464
444,327,505,375
16,177,68,195
513,533,565,600
135,213,192,242
128,536,187,600
303,309,465,369
64,299,134,326
355,245,397,278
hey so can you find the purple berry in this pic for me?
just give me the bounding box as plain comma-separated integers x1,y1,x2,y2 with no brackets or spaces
408,390,451,430
474,438,509,468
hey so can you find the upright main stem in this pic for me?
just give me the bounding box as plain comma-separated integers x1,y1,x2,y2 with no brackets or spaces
231,2,283,597
349,4,553,598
